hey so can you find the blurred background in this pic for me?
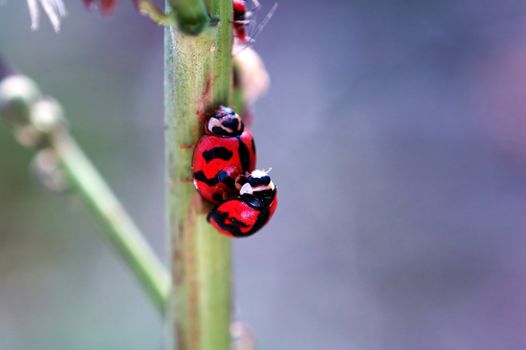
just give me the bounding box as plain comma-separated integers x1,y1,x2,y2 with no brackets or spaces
2,0,526,349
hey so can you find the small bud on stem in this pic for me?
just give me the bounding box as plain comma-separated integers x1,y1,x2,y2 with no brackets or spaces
0,75,42,126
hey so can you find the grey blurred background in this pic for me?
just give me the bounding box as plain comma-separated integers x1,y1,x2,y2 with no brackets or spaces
2,0,526,349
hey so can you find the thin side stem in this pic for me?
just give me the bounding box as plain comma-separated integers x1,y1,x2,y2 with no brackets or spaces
50,127,171,313
165,0,233,348
0,61,171,313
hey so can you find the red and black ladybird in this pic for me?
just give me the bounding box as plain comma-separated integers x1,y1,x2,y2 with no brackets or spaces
192,106,256,204
233,0,250,42
208,169,277,238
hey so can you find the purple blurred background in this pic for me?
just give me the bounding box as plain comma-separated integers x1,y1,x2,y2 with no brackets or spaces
2,0,526,349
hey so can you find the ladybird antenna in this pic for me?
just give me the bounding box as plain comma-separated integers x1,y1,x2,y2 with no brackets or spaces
233,3,278,55
252,3,278,39
266,167,272,174
248,0,261,12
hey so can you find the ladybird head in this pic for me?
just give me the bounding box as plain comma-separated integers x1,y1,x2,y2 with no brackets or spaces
239,169,276,209
207,106,243,137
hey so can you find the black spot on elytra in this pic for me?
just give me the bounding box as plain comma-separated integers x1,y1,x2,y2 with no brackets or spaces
207,202,268,238
249,209,271,236
202,147,233,163
194,171,218,185
194,170,224,186
237,136,251,172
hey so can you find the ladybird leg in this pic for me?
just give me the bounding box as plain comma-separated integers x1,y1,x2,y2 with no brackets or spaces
246,3,278,44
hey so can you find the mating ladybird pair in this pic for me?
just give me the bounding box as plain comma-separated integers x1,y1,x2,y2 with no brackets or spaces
192,106,277,238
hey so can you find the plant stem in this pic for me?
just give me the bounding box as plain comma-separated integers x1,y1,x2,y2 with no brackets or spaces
0,60,170,314
50,126,171,313
165,0,233,348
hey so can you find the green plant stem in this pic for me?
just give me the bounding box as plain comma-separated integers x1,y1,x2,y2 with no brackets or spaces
0,64,171,313
165,0,233,348
50,126,171,313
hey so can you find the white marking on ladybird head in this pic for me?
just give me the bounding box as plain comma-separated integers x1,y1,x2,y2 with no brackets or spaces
250,169,268,178
207,107,242,136
239,182,253,196
240,169,275,196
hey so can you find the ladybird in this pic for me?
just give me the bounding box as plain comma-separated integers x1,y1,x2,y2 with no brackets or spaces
208,169,277,238
192,106,256,204
233,0,250,42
